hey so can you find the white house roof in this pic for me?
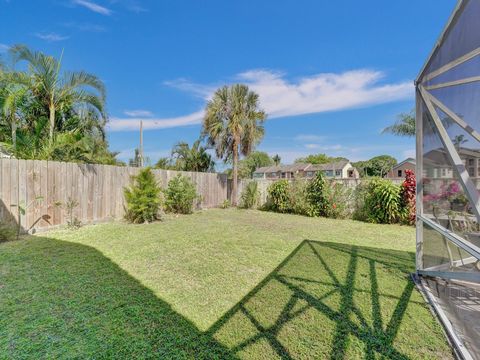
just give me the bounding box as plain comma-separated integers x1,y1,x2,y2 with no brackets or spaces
254,160,351,174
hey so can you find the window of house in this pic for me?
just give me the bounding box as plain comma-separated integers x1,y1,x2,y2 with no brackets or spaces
469,159,474,166
397,169,402,177
306,171,314,177
469,167,474,176
324,170,333,177
441,168,446,176
335,170,341,176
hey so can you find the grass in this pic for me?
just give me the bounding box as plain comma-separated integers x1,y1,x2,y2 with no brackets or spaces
0,209,453,359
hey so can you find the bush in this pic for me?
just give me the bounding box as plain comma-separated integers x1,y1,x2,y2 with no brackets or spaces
240,181,260,209
0,222,17,242
220,199,231,209
164,175,198,214
124,167,162,223
266,180,291,213
289,178,312,216
400,170,416,225
364,179,403,224
327,182,353,219
306,172,330,217
352,180,371,221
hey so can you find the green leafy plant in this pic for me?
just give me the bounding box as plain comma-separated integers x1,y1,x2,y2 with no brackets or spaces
288,178,311,216
364,179,403,224
266,180,291,213
164,175,198,214
328,182,353,219
306,172,330,217
64,198,81,229
220,199,231,209
10,196,44,239
240,181,260,209
124,167,162,223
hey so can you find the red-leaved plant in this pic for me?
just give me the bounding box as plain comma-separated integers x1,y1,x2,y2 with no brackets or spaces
401,169,416,224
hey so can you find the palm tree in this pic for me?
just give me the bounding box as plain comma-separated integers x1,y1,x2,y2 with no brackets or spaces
453,134,468,150
382,110,415,137
272,154,281,165
9,45,106,142
1,83,27,150
203,84,266,205
171,139,215,172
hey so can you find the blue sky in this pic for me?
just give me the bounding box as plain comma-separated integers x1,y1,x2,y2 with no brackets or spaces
1,0,457,166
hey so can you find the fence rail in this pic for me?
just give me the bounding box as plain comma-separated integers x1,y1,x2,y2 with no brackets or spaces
0,159,228,233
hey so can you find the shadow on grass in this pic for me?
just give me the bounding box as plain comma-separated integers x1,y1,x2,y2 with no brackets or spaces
206,240,424,359
0,236,237,359
1,237,437,359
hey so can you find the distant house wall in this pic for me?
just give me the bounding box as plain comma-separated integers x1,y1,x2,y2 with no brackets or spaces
386,162,415,179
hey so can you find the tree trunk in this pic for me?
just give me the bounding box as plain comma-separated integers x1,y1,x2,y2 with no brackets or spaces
49,102,55,141
11,116,16,150
232,138,239,206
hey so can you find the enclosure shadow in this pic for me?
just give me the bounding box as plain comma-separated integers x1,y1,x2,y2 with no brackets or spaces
206,240,423,360
0,236,237,359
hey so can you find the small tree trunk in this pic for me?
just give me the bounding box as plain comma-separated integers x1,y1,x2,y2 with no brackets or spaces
232,139,239,206
49,103,55,141
11,116,16,151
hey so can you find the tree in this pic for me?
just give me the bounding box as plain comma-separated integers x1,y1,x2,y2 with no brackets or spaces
171,139,215,172
155,157,175,170
129,148,142,167
238,151,273,178
1,82,28,150
453,134,467,150
9,45,106,142
382,110,415,137
295,153,347,165
272,154,281,165
353,155,397,177
203,84,266,205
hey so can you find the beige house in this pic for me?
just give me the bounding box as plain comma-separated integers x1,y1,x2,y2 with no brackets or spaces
385,158,416,179
253,160,359,180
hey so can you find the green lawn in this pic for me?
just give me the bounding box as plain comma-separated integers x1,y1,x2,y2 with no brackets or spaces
0,209,452,359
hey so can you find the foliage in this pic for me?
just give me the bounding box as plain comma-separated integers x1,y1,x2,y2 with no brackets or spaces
353,155,397,177
272,154,281,165
305,172,330,217
10,196,44,239
327,182,353,219
266,180,291,213
239,181,260,209
0,45,119,164
171,140,215,172
220,199,231,209
124,167,162,223
164,175,198,214
382,109,415,137
203,84,266,205
364,179,403,224
295,153,347,165
352,180,371,221
288,178,312,216
155,157,176,170
401,169,416,225
64,198,81,229
233,151,273,179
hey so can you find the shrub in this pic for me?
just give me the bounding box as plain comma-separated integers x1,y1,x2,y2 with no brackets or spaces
289,178,312,216
364,179,403,224
400,170,416,225
266,180,291,213
306,172,330,217
352,180,371,221
220,199,231,209
0,222,17,242
240,181,260,209
328,182,353,219
164,175,198,214
124,167,162,223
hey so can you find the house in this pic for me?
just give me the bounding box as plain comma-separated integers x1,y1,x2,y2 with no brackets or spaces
385,158,416,179
422,147,480,179
253,160,359,180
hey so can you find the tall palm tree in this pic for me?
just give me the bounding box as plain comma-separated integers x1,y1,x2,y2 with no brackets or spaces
382,110,415,137
203,84,266,205
1,83,28,150
171,139,215,172
9,45,106,142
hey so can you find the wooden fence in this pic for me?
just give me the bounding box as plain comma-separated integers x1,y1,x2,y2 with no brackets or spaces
0,158,228,233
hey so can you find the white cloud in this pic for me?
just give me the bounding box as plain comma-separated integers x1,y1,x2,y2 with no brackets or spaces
0,43,9,52
108,110,204,131
73,0,112,15
124,109,154,117
35,32,69,42
63,22,106,32
109,69,413,132
294,134,325,142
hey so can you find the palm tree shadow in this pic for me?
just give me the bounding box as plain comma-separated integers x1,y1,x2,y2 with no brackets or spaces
207,240,421,359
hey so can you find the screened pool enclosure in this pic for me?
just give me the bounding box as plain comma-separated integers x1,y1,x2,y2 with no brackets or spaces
416,0,480,358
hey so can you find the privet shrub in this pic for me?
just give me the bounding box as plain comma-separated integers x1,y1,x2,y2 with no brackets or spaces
364,179,403,224
266,180,291,213
328,182,353,219
240,181,260,209
306,172,330,217
352,180,371,221
164,175,198,214
124,167,162,223
289,178,312,216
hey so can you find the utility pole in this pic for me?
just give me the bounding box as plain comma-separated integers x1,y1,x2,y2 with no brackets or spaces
139,120,144,167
